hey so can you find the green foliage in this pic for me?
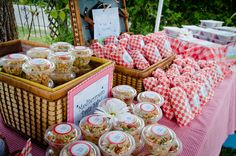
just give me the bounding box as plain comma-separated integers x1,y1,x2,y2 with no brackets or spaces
127,0,236,35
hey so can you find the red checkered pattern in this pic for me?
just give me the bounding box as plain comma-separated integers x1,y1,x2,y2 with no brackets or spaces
157,76,170,88
142,35,153,44
104,36,118,45
118,38,129,50
142,43,162,64
90,42,105,58
187,61,201,71
151,35,173,58
198,60,208,69
153,85,174,120
202,67,218,88
170,87,194,127
143,77,158,91
171,75,191,87
192,80,208,107
182,66,196,75
173,58,186,68
128,35,145,50
152,68,166,78
103,43,117,59
170,63,182,74
118,33,130,40
110,46,134,69
129,50,150,70
166,67,180,80
20,139,32,156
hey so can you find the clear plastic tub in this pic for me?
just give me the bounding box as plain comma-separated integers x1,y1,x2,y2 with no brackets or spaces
168,137,183,156
113,113,145,153
22,58,55,87
48,52,75,73
69,46,93,67
1,53,30,76
26,47,53,59
79,114,112,145
50,42,73,52
72,65,93,76
98,131,136,156
50,72,76,85
111,85,137,106
137,91,164,107
60,140,101,156
45,123,81,156
142,124,176,156
200,20,223,28
133,102,163,125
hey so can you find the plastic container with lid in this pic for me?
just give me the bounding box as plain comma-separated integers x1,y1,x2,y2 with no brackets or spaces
79,114,112,145
26,47,53,59
1,53,30,76
111,85,137,106
60,140,101,156
142,124,176,156
98,131,136,156
50,42,73,52
69,46,93,67
45,123,81,156
22,58,55,87
48,52,75,73
50,72,76,85
137,91,164,107
168,137,183,156
72,65,93,76
133,102,163,125
113,113,145,153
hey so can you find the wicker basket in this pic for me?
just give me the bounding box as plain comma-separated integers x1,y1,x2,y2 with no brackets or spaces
0,40,113,145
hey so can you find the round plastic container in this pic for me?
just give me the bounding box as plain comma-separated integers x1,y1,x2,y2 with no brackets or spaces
48,52,75,73
22,58,55,87
45,123,81,155
69,46,93,67
111,85,137,106
26,47,53,59
1,53,30,76
50,72,76,85
168,137,183,156
133,102,163,125
113,113,145,153
79,114,112,144
72,65,93,76
50,42,73,52
142,124,176,156
137,91,164,107
98,131,136,156
60,140,101,156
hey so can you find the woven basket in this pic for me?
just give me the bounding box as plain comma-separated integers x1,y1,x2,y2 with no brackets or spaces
0,40,113,146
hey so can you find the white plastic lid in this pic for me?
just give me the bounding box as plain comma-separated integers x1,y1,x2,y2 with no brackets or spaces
69,46,93,56
26,47,53,58
137,91,164,106
50,42,73,52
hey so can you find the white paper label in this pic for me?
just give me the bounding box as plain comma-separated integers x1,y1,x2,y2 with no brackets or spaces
87,115,103,125
143,92,158,99
9,54,23,59
200,86,208,98
119,114,136,124
154,48,161,57
193,94,200,107
54,124,72,134
70,142,90,155
123,51,133,63
117,85,132,92
164,40,171,50
151,125,167,136
108,132,126,144
31,59,47,65
216,66,223,76
140,103,155,112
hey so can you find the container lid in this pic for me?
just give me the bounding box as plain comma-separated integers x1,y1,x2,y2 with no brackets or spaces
137,91,164,106
79,114,111,130
60,140,101,156
142,124,175,145
169,137,183,155
2,53,30,63
69,46,93,57
26,47,53,58
99,131,135,155
48,52,75,62
50,42,73,52
98,98,127,108
22,58,55,74
45,123,81,146
111,85,137,98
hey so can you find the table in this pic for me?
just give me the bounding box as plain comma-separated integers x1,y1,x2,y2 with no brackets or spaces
1,74,236,156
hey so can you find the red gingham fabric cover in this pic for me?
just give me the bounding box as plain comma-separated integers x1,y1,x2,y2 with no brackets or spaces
103,43,117,59
104,36,118,45
170,87,194,127
90,42,105,58
182,66,196,75
153,85,174,120
171,75,191,87
143,77,158,91
128,35,145,50
152,68,166,78
142,43,162,64
128,50,150,70
118,33,130,40
157,76,170,88
118,38,129,50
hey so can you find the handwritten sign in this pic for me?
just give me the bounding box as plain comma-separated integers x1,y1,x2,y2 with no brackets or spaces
67,65,114,125
92,7,120,40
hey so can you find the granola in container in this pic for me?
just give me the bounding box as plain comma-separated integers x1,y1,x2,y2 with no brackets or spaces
137,91,164,107
1,53,30,76
79,114,112,145
72,65,93,76
111,85,137,106
50,72,76,85
98,131,136,156
48,52,75,73
168,137,183,156
142,124,176,156
50,42,73,52
69,46,93,67
133,102,163,125
26,47,53,59
22,58,55,87
60,140,101,156
45,123,81,156
113,113,145,153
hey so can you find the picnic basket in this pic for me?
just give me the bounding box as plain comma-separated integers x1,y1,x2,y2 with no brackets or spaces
68,0,175,93
0,40,113,145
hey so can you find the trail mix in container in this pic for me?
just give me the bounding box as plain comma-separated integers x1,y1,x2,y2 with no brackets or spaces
50,42,73,52
137,91,164,107
168,137,183,156
26,47,53,59
50,72,76,85
99,131,136,156
69,46,93,67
